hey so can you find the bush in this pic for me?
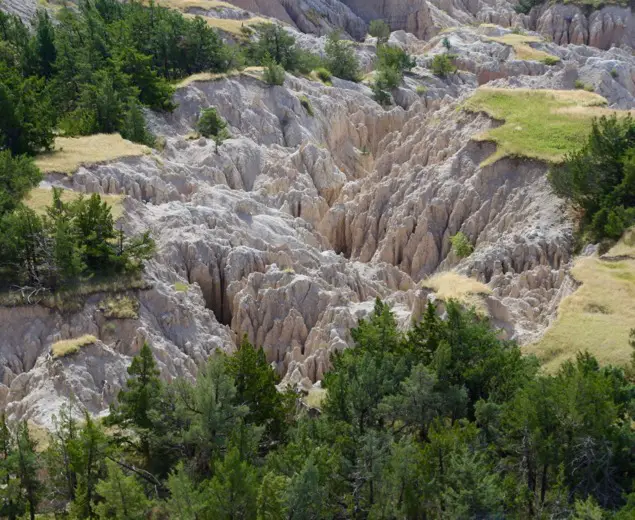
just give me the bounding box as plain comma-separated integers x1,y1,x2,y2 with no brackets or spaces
416,85,428,95
369,20,390,43
548,115,635,241
450,231,474,258
121,102,155,147
315,67,332,84
611,68,619,78
430,53,457,77
262,56,286,86
542,56,560,66
377,44,416,74
575,79,594,91
197,107,228,138
442,37,451,51
0,151,43,217
324,31,361,82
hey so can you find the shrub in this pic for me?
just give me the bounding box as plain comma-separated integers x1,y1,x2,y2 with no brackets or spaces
262,55,286,86
574,79,593,91
298,95,314,116
197,107,228,138
548,115,635,241
416,85,428,95
369,20,390,43
450,232,474,258
371,83,392,106
121,102,155,147
442,37,451,51
324,30,361,82
51,334,97,359
99,295,140,319
611,68,618,78
377,44,416,74
315,67,332,84
0,151,43,217
542,56,560,66
430,53,457,77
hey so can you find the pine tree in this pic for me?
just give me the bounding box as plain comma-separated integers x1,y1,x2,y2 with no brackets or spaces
0,414,21,520
165,462,205,520
257,471,288,520
121,101,155,146
94,460,149,520
14,422,41,520
204,446,258,519
34,11,56,78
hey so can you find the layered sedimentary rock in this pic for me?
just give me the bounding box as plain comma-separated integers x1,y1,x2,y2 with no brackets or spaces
4,0,635,425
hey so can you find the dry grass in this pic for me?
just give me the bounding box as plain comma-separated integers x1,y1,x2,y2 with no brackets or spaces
0,276,151,310
526,230,635,372
24,188,125,220
174,282,190,292
35,135,150,175
463,88,616,165
422,272,491,313
304,387,327,409
153,0,235,9
487,34,560,63
176,67,264,88
99,295,140,319
51,335,97,359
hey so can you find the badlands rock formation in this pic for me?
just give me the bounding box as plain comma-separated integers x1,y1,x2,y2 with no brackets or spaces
3,0,635,427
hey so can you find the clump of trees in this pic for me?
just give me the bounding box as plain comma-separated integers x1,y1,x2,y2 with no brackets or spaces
368,19,391,43
0,0,235,154
0,154,154,292
549,114,635,243
371,43,416,105
324,30,362,82
431,52,457,77
2,300,634,518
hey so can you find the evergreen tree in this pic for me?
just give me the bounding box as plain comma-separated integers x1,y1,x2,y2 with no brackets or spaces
165,462,205,520
14,422,41,520
34,11,56,78
204,446,258,519
121,101,155,146
324,31,360,82
257,471,289,520
94,460,150,520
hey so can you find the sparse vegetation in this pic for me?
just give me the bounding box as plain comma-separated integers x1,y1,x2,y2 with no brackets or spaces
450,231,474,258
463,87,619,165
298,95,314,116
421,271,491,313
526,229,635,371
34,135,150,175
368,19,391,43
324,30,361,82
51,334,97,359
99,295,140,319
314,67,332,84
416,85,428,95
575,79,594,91
262,55,286,86
488,34,559,63
174,281,189,292
430,53,457,77
611,68,619,78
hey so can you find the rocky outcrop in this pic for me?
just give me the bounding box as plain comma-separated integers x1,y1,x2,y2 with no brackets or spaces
4,7,635,425
529,4,635,50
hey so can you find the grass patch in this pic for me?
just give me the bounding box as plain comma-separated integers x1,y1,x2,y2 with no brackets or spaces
422,272,491,313
99,295,140,319
152,0,235,9
176,67,264,88
35,134,150,175
24,188,124,220
304,387,327,409
0,276,151,310
487,34,560,63
193,14,271,35
525,230,635,372
298,95,314,116
51,334,97,359
463,88,622,165
175,282,190,292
